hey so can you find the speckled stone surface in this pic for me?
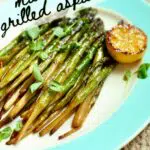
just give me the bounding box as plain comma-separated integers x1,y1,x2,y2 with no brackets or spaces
123,124,150,150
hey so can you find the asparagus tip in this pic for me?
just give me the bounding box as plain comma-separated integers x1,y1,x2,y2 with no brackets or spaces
6,138,17,145
50,129,55,136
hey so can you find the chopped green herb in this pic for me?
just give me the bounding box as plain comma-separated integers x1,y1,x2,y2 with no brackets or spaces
64,27,72,35
30,82,43,93
59,42,80,52
39,52,49,61
29,39,45,53
60,44,68,51
49,80,64,92
26,26,41,40
137,63,150,79
0,127,12,142
22,31,30,40
123,70,132,82
15,121,23,132
32,64,43,82
53,27,66,38
53,26,72,39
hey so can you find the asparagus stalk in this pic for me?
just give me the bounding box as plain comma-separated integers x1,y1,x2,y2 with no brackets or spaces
59,128,80,140
0,46,29,81
0,101,5,119
0,40,28,64
72,90,97,128
21,104,36,121
4,87,24,111
0,36,24,57
20,95,38,118
9,105,61,144
0,66,3,80
50,109,75,135
34,110,63,133
0,87,6,99
28,103,56,133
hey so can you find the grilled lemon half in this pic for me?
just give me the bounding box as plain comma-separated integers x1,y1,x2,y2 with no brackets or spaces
106,24,147,63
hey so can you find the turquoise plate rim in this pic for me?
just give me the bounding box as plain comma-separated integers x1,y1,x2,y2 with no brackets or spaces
0,0,149,150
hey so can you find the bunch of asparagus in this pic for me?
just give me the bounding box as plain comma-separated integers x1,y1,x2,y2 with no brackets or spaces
0,8,115,145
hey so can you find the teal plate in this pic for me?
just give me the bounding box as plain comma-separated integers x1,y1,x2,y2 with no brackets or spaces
0,0,149,150
50,0,150,150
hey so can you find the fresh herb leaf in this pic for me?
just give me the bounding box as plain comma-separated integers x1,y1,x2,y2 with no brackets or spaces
137,63,150,79
49,81,64,92
22,31,30,40
53,25,72,39
29,39,45,53
39,52,48,61
0,127,12,142
15,121,23,132
26,26,41,40
30,82,42,93
123,70,132,82
60,44,68,51
32,64,43,82
53,27,65,38
59,42,80,52
64,27,72,35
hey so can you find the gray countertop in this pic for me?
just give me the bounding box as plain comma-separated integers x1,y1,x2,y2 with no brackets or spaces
123,124,150,150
